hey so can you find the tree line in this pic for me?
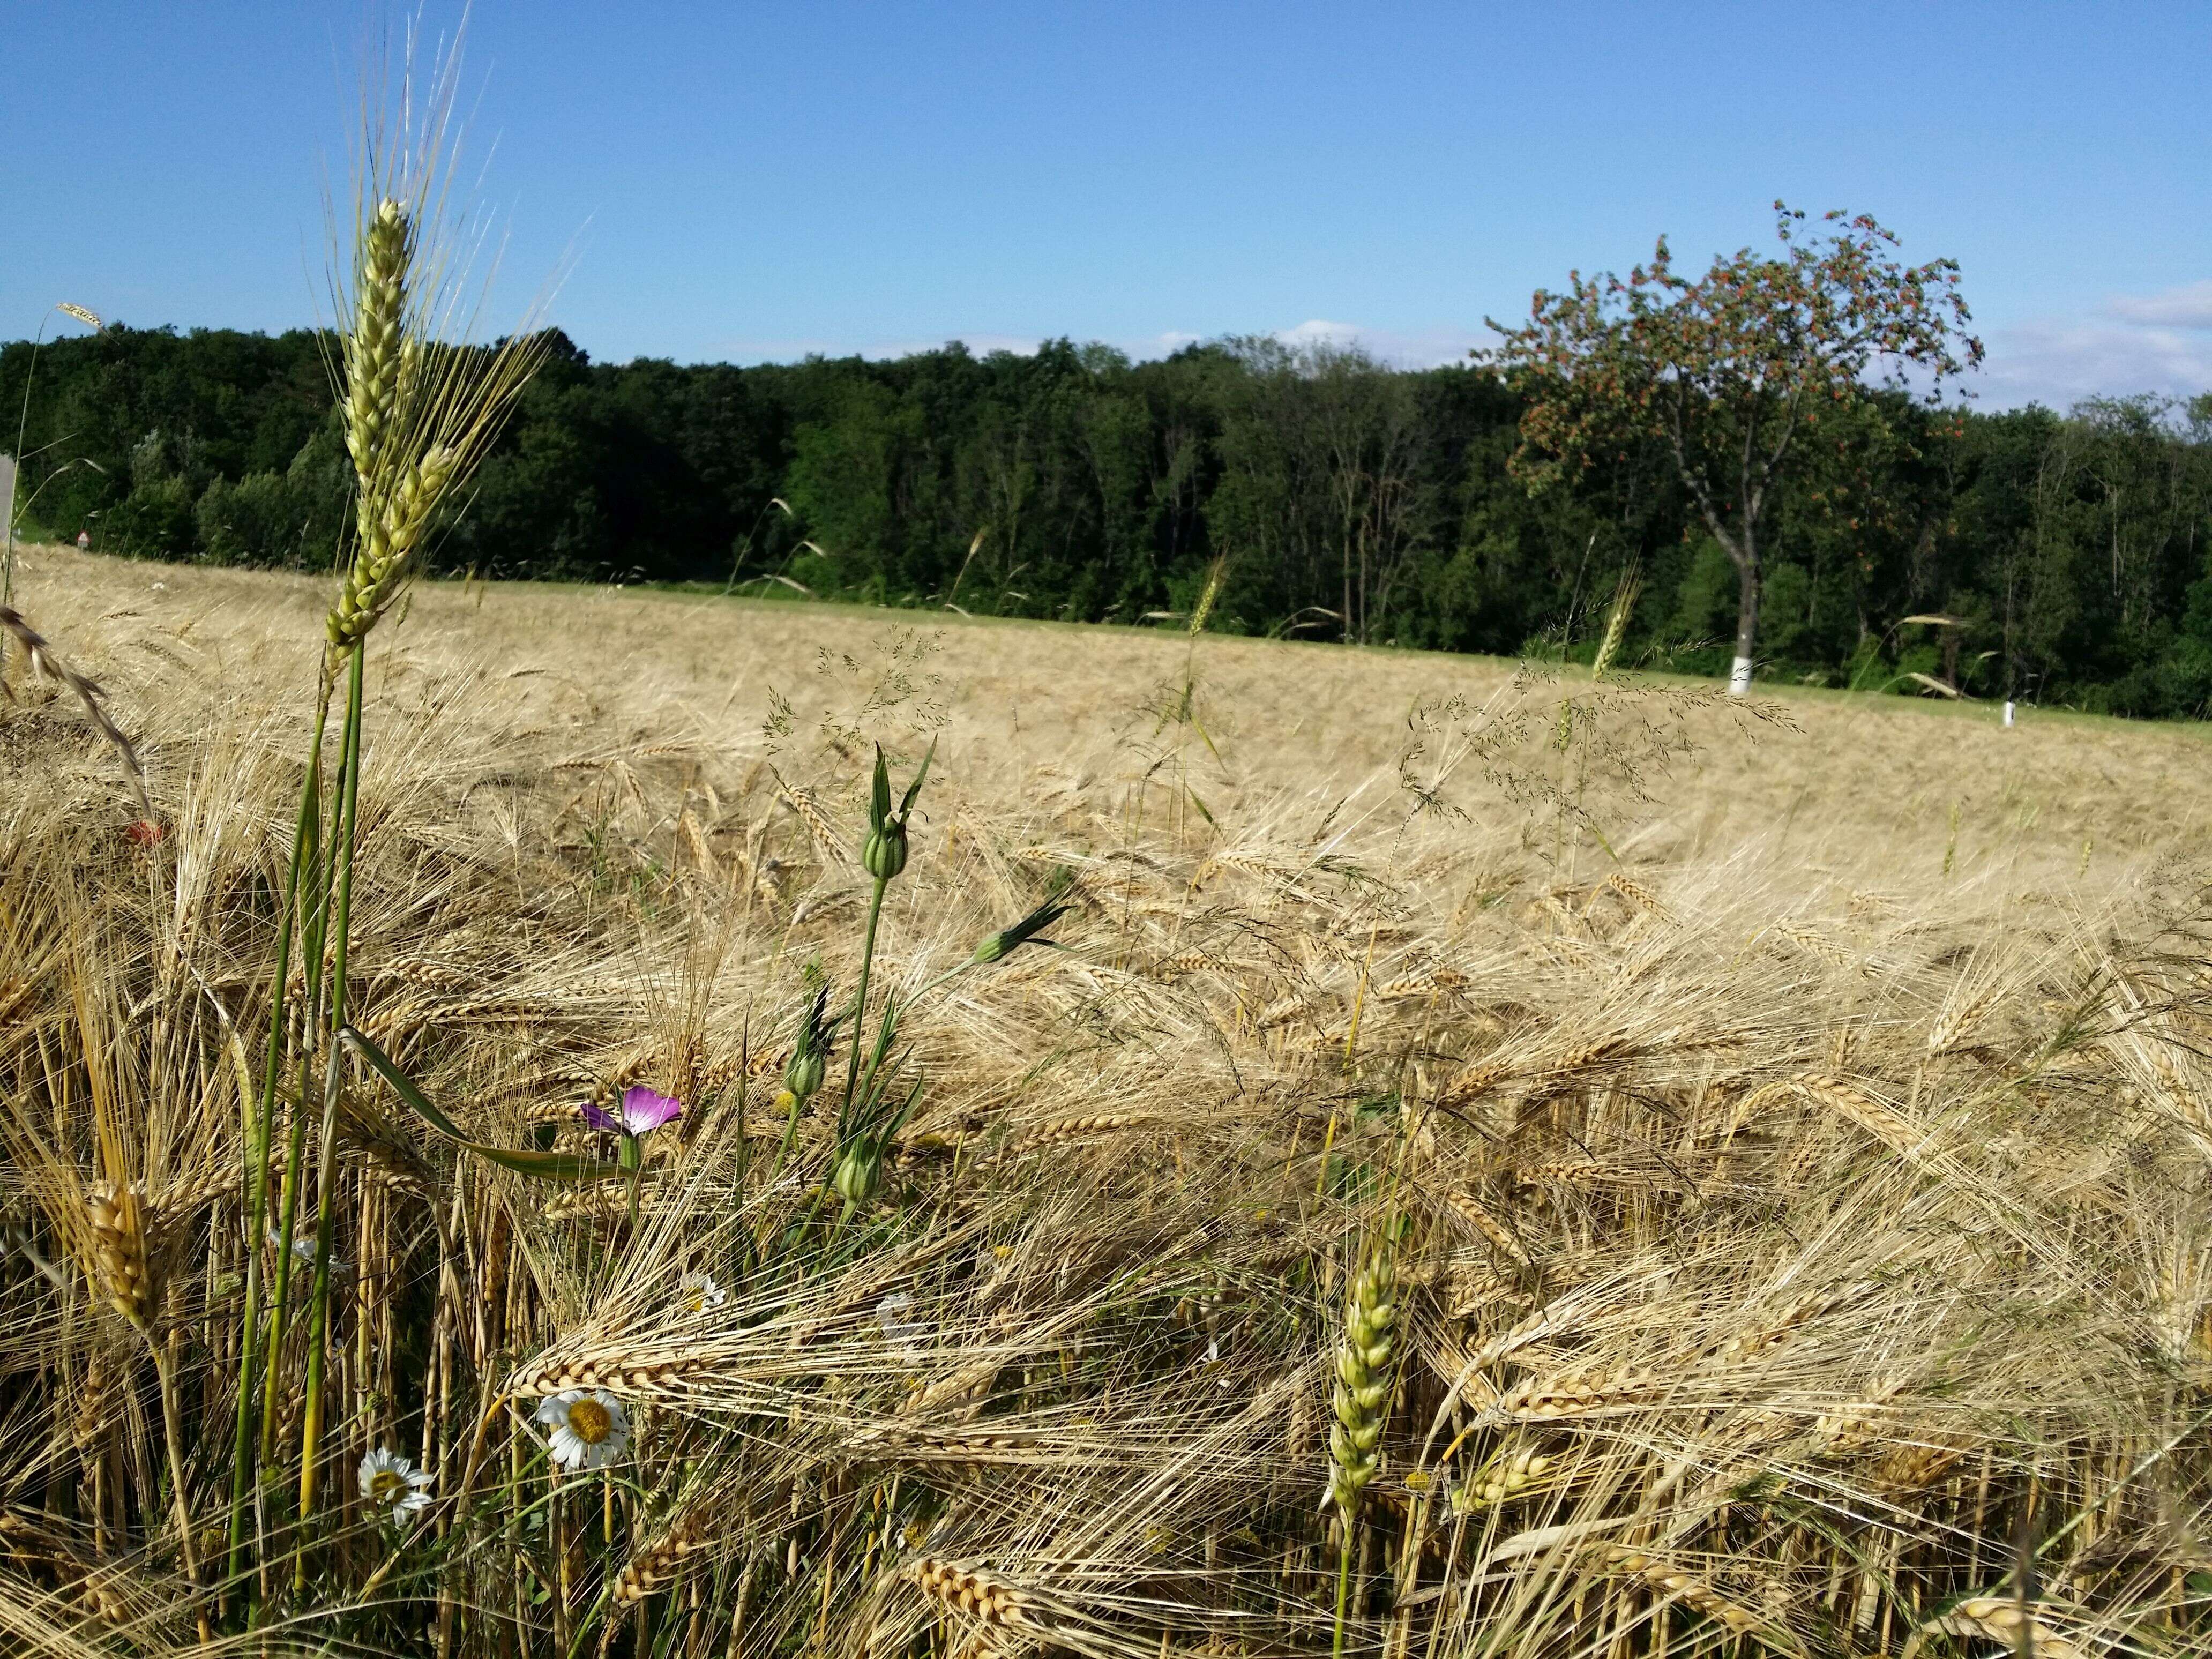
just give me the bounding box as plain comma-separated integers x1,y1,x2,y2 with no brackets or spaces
8,317,2212,717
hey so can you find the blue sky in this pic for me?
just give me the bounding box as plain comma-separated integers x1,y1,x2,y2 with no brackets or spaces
6,2,2208,407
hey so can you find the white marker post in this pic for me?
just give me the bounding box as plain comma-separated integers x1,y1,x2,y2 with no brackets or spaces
2002,700,2015,728
1728,655,1753,696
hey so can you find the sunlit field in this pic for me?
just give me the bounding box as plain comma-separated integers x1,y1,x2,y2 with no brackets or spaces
3,540,2210,1656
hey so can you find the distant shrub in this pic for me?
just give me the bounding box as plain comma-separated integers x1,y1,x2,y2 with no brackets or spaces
107,475,196,559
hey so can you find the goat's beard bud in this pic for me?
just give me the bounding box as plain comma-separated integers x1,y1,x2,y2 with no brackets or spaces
783,1048,825,1102
862,823,909,881
832,1144,882,1207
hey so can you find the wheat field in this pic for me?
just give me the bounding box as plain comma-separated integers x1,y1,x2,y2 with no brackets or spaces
3,539,2210,1657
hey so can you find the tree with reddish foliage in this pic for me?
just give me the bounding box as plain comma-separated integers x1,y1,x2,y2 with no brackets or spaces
1483,204,1983,693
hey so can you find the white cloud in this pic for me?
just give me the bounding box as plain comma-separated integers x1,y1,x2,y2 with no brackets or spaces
1971,282,2212,410
1268,319,1484,368
2104,280,2212,330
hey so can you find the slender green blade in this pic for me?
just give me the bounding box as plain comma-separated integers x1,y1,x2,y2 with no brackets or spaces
899,736,937,817
340,1025,468,1139
341,1025,624,1183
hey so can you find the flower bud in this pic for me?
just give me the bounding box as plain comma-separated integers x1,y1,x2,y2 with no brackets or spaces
831,1145,881,1207
783,1046,825,1102
862,824,909,881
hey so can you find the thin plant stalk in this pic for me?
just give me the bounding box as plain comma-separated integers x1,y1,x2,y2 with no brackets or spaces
4,302,102,607
261,684,336,1467
841,876,888,1113
223,752,323,1585
299,642,368,1525
1334,1530,1355,1659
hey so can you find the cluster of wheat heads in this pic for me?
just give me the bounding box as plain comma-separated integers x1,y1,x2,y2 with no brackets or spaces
3,544,2211,1658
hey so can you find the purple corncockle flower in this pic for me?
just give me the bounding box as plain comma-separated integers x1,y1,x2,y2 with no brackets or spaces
583,1086,685,1138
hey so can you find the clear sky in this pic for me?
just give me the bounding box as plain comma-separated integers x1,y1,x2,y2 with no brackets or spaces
6,2,2209,408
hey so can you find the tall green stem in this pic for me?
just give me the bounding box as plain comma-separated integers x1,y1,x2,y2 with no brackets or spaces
222,747,323,1589
300,644,367,1527
261,679,335,1467
840,877,888,1125
1333,1526,1354,1658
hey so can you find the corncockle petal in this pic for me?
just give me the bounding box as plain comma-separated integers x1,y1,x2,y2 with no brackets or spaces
620,1085,685,1134
581,1102,619,1134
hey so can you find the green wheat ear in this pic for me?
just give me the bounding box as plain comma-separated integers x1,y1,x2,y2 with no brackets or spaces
328,197,414,651
341,199,411,489
1327,1245,1396,1519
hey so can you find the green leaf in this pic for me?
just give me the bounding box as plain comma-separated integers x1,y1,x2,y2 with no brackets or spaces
870,747,892,833
899,736,937,818
340,1026,625,1183
340,1026,468,1137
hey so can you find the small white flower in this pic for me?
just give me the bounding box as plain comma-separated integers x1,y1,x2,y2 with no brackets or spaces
679,1272,728,1314
267,1223,346,1271
875,1290,929,1361
358,1447,434,1516
1203,1333,1235,1388
535,1388,630,1471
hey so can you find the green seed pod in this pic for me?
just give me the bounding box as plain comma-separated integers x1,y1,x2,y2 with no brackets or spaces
783,1047,825,1102
861,741,933,884
831,1144,880,1207
970,896,1071,965
862,823,909,881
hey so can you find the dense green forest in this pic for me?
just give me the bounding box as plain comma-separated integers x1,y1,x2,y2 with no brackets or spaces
7,323,2212,716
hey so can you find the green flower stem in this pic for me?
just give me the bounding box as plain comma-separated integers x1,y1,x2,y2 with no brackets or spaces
768,1088,805,1186
261,676,337,1469
621,1132,642,1231
299,642,368,1537
839,875,890,1137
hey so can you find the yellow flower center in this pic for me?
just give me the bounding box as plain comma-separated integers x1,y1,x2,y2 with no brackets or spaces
566,1399,612,1445
369,1470,408,1502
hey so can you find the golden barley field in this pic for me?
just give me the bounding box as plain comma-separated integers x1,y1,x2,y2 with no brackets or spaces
3,537,2211,1658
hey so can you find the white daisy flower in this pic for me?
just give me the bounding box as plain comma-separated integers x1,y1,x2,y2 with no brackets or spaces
535,1388,630,1471
875,1290,929,1361
679,1272,728,1315
357,1447,434,1516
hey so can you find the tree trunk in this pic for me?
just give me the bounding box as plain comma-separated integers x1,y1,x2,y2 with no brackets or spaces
1729,543,1760,696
